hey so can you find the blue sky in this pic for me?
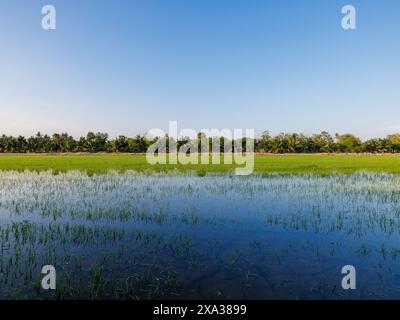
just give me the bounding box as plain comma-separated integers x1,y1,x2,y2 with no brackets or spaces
0,0,399,139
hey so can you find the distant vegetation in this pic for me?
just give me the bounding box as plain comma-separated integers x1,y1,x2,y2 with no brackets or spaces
1,131,400,153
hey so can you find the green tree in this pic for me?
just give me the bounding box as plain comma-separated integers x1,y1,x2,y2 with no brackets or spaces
335,134,362,153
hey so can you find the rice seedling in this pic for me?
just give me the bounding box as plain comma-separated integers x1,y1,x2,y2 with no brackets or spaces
1,170,400,299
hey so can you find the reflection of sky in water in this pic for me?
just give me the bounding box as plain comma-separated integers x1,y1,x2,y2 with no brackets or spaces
1,171,400,299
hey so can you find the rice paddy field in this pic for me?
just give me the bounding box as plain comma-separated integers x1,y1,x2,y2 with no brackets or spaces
1,155,400,299
0,154,400,174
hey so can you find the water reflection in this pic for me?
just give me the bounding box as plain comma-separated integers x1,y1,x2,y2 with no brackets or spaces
0,171,400,299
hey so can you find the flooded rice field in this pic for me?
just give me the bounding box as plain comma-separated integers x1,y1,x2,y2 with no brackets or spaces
1,171,400,299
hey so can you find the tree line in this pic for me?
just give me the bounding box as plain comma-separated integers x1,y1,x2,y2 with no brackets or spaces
1,131,400,154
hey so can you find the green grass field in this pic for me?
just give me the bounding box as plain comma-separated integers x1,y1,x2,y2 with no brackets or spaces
0,154,400,174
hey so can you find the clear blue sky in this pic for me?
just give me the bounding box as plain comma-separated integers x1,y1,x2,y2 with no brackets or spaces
0,0,399,139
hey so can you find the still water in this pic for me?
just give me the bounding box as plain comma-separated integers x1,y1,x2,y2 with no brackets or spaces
1,171,400,299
